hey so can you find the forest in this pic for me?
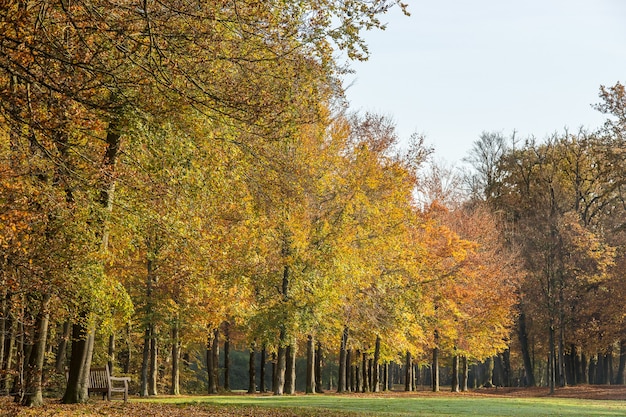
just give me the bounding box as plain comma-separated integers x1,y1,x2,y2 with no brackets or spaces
1,0,625,408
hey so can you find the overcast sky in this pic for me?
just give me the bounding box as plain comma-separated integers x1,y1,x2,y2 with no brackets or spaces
342,0,626,165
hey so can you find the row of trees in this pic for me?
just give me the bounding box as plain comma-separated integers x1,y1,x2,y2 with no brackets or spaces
466,82,626,392
1,0,624,405
0,0,519,406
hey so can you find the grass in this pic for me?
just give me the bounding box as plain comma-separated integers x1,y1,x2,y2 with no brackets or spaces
135,393,626,416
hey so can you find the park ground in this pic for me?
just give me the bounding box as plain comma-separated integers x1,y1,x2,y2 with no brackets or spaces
3,385,626,417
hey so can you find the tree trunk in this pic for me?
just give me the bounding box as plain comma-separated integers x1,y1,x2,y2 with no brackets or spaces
62,321,94,403
107,334,115,376
518,310,536,386
373,335,381,392
284,344,296,394
149,326,158,396
382,362,388,391
212,328,219,391
315,341,323,393
461,356,469,392
451,355,459,393
432,347,439,392
484,357,494,388
347,349,353,392
54,321,71,374
207,331,217,394
170,322,180,395
361,351,368,392
404,351,412,391
274,340,286,395
617,340,626,385
260,346,267,392
140,326,151,396
502,349,512,387
223,323,230,391
306,335,315,394
248,346,256,394
21,294,51,406
337,326,348,393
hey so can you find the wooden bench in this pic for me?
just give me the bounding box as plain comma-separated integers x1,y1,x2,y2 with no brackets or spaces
66,365,131,401
88,365,131,401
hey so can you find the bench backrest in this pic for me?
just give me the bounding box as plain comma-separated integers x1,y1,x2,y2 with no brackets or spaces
89,367,110,390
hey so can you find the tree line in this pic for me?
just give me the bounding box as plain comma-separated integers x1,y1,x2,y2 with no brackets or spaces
1,0,625,406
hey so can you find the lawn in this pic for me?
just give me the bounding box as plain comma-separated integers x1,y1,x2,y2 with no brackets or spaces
4,388,626,417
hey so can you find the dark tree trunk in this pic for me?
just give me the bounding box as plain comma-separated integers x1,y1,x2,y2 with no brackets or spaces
502,349,511,387
596,353,604,385
149,327,158,396
248,346,256,394
107,334,115,376
223,323,230,391
484,357,494,388
0,295,14,395
589,354,597,384
373,335,381,392
451,355,459,393
315,341,323,393
581,352,588,384
140,326,151,396
617,340,626,385
260,346,267,392
271,352,277,393
207,332,217,394
382,362,388,391
405,351,412,391
21,295,51,406
170,322,180,395
548,324,556,394
284,344,296,394
62,321,94,403
604,351,612,385
347,349,354,392
337,326,348,393
306,335,315,394
212,328,219,391
273,327,287,395
518,311,536,386
55,321,71,374
432,346,439,392
355,350,362,393
361,351,368,392
461,356,469,392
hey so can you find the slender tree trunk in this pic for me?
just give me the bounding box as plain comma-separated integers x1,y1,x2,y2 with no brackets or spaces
361,351,368,392
373,335,381,392
405,351,412,391
223,322,230,391
451,355,459,393
518,310,536,386
284,344,296,394
337,326,348,393
212,328,219,391
589,354,597,384
502,349,511,387
306,335,315,394
170,321,180,395
260,346,267,393
140,326,151,396
271,352,277,393
617,340,626,385
123,323,132,374
548,324,556,394
207,331,217,394
347,349,353,392
461,356,469,392
54,321,71,374
274,339,286,395
21,294,51,406
382,362,388,391
432,347,439,392
107,334,115,376
148,326,158,396
248,346,256,394
315,341,323,393
355,350,362,393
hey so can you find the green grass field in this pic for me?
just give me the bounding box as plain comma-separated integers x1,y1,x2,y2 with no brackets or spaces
136,393,626,417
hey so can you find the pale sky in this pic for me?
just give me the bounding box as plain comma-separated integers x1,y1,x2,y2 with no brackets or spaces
343,0,626,164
